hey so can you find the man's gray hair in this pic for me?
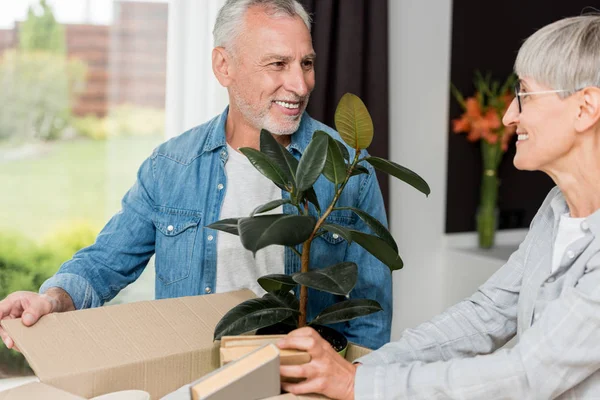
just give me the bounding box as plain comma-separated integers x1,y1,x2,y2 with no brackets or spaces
213,0,312,50
515,14,600,97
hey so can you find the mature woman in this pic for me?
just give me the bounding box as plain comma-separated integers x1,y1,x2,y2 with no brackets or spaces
277,14,600,399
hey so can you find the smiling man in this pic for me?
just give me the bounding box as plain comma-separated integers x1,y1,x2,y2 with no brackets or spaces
0,0,392,351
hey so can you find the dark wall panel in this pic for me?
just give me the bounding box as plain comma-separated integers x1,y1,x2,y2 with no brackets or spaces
300,0,390,211
446,0,594,233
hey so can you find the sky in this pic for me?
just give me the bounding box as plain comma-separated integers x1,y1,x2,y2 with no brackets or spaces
0,0,168,29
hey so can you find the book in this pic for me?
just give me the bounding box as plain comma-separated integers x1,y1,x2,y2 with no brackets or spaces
189,344,281,400
220,334,287,348
220,335,311,384
220,346,311,367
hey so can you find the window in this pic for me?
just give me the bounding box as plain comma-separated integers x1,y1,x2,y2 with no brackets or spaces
0,0,169,378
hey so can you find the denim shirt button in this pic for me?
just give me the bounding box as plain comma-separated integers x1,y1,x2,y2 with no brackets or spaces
167,225,174,232
205,287,212,294
332,233,339,239
217,183,224,190
207,235,214,241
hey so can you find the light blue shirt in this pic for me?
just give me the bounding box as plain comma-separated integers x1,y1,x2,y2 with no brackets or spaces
40,107,392,349
356,186,600,398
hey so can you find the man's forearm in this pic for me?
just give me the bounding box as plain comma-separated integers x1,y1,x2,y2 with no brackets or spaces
42,287,76,313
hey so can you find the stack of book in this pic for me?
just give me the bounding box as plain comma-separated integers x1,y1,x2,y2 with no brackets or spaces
188,335,314,400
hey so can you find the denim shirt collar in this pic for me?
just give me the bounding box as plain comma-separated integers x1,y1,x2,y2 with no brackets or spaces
201,106,314,156
202,107,229,154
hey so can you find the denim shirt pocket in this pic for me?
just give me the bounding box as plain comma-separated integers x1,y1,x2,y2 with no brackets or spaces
153,207,202,285
318,210,356,245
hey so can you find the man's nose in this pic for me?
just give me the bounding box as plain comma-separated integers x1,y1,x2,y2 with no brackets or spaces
284,66,310,97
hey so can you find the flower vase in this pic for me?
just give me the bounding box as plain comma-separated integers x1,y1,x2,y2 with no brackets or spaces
476,168,499,249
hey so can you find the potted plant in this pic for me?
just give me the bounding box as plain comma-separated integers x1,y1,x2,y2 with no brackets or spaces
208,93,430,352
451,71,517,248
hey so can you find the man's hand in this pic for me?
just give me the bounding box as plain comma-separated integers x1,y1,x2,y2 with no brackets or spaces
0,288,75,351
277,327,358,400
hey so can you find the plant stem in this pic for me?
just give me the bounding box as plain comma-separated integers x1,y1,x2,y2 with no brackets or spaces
298,238,312,327
297,151,361,327
313,152,360,233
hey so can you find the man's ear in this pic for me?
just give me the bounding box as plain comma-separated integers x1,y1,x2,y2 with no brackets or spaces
212,47,233,87
575,87,600,133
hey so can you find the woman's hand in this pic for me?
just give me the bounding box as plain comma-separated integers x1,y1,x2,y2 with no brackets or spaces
277,327,358,400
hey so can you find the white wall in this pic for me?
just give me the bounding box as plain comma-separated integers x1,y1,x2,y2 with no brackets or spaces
387,0,454,338
387,0,525,338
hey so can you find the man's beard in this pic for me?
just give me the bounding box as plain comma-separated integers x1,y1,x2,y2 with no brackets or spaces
232,89,310,136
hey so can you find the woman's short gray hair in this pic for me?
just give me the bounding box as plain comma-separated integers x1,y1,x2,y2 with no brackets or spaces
213,0,312,50
515,14,600,97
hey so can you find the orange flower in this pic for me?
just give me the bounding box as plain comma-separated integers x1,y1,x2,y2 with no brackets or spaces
481,129,498,144
465,97,482,118
483,109,501,130
451,78,517,150
452,116,471,133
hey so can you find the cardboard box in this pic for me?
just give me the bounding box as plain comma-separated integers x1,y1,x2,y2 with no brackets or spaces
0,289,371,399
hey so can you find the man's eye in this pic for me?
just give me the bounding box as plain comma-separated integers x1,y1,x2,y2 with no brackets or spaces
270,62,285,68
302,60,314,69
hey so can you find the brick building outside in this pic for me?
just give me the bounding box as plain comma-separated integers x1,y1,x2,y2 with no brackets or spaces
0,1,168,118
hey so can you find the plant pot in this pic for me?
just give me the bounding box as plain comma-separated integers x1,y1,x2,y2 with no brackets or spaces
256,323,348,357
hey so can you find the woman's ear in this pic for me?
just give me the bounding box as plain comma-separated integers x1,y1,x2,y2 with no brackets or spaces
574,87,600,132
212,47,233,87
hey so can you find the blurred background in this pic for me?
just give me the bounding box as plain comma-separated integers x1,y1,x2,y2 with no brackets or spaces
0,0,596,381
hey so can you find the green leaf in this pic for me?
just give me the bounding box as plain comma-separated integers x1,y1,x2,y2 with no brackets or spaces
258,274,297,293
302,187,321,213
239,147,290,190
336,207,398,252
310,299,382,326
251,199,292,217
296,132,329,192
350,164,369,177
205,218,240,236
214,293,299,340
450,82,466,109
259,129,297,188
271,290,300,310
314,131,347,185
238,214,316,255
334,93,374,150
366,156,430,196
321,223,352,243
292,262,357,296
350,230,403,271
334,139,350,161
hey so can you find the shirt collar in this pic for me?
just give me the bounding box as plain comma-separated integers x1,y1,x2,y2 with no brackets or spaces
550,192,569,222
550,188,600,237
202,106,314,156
201,107,229,154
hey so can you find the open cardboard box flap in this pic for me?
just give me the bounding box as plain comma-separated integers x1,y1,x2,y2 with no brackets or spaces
0,289,371,399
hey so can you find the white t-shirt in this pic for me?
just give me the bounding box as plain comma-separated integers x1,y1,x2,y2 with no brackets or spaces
215,144,285,296
551,213,586,273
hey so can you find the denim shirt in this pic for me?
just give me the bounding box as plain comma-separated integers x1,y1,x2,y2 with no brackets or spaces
40,107,392,349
